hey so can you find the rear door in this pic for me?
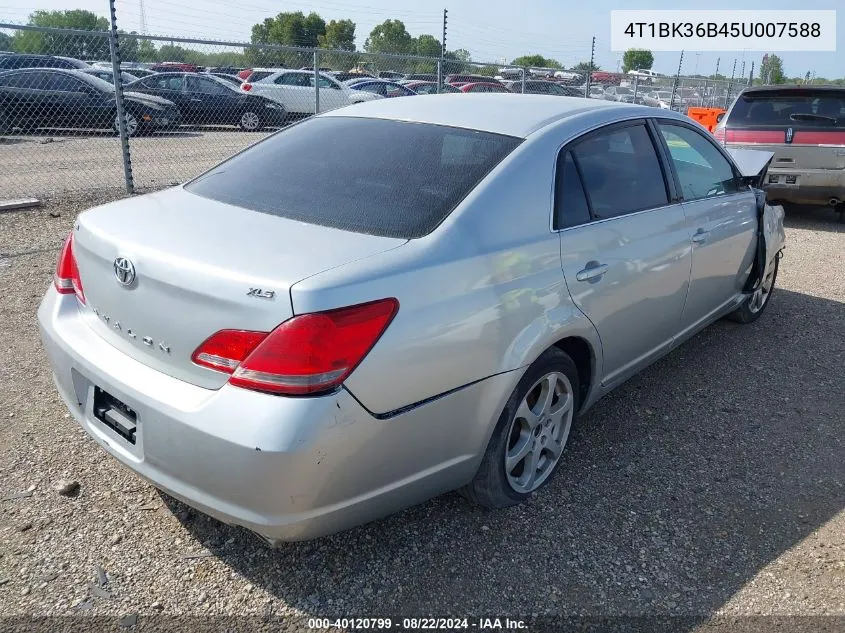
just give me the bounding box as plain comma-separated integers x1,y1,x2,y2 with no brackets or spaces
185,75,239,124
721,88,845,173
556,120,692,387
654,119,757,330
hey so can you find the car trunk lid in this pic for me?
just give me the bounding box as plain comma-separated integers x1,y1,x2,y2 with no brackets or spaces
72,186,406,389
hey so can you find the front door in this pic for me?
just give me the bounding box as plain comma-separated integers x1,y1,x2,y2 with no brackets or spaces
555,121,692,386
654,120,758,330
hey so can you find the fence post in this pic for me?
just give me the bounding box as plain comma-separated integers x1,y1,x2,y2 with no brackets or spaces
632,75,639,103
313,50,320,114
436,58,442,94
521,67,526,94
108,0,134,194
669,75,678,111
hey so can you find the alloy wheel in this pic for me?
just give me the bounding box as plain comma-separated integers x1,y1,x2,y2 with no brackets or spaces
749,266,776,313
504,371,574,494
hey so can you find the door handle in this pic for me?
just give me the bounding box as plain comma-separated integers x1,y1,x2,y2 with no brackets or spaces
575,262,609,282
691,229,709,244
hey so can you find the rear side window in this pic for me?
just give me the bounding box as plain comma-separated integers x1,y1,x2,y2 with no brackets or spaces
728,89,845,128
186,117,521,239
571,124,669,219
246,71,273,82
554,152,591,229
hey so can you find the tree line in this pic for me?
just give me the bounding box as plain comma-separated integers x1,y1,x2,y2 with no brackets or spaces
4,9,843,84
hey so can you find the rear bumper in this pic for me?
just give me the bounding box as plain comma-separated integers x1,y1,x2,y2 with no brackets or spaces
37,288,510,542
756,167,844,206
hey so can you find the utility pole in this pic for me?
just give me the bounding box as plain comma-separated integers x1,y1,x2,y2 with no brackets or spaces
139,0,147,34
437,8,447,92
441,8,447,58
108,0,134,193
585,35,595,98
670,49,684,110
748,61,755,85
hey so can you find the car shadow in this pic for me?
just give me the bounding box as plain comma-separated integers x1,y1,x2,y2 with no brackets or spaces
162,287,844,621
782,204,844,233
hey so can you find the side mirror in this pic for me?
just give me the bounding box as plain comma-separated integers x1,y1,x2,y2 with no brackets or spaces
716,112,725,122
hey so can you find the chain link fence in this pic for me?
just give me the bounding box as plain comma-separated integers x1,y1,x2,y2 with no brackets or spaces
1,22,752,200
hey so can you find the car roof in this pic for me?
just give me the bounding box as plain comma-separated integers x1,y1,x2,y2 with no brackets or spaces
740,84,845,94
321,93,631,138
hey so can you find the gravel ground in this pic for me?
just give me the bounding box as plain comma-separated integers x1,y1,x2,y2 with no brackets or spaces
0,196,843,630
0,129,269,200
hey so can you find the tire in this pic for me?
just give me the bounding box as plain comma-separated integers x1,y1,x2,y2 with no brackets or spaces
461,348,580,509
238,110,263,131
114,111,140,137
727,256,779,324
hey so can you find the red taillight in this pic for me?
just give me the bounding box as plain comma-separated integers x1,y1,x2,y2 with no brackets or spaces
191,329,267,373
241,83,252,91
192,298,399,396
54,232,85,303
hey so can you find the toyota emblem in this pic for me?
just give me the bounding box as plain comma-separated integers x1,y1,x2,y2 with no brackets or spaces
113,257,136,286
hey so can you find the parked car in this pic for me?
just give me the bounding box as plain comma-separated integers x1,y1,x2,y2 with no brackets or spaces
458,82,512,93
404,73,439,82
0,68,179,136
331,71,376,82
603,85,637,103
446,74,501,86
402,81,461,95
240,69,380,115
150,62,200,73
349,80,417,98
125,72,286,131
124,68,156,78
0,53,89,70
714,84,845,221
38,94,784,543
204,72,243,86
578,84,604,98
80,67,140,85
553,70,584,85
503,80,583,96
642,90,674,109
377,71,405,80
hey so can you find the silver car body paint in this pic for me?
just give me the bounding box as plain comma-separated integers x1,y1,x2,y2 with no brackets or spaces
38,95,781,542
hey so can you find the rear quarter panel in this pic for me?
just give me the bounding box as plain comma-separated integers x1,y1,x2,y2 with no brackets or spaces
290,115,614,417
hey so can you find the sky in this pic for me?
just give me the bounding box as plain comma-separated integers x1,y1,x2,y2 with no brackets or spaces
1,0,843,78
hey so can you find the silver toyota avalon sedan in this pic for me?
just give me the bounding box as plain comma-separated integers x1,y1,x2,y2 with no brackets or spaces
38,94,785,543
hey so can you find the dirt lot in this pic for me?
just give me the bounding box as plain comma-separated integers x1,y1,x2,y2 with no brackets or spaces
0,129,270,199
0,197,843,630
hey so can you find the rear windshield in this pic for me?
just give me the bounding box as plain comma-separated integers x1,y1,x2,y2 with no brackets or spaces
185,117,521,239
728,89,845,128
246,71,273,82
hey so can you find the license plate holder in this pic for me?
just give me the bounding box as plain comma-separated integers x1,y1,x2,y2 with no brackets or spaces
93,387,138,445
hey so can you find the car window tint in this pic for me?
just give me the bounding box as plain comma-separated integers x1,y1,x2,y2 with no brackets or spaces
728,89,845,128
45,73,85,92
571,124,668,219
554,152,592,229
0,71,41,88
276,73,305,86
153,76,182,90
658,123,739,200
186,117,521,239
246,71,273,82
193,77,231,95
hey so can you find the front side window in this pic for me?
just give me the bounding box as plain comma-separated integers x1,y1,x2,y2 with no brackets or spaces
658,123,739,200
276,73,308,87
186,117,521,239
570,124,669,219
